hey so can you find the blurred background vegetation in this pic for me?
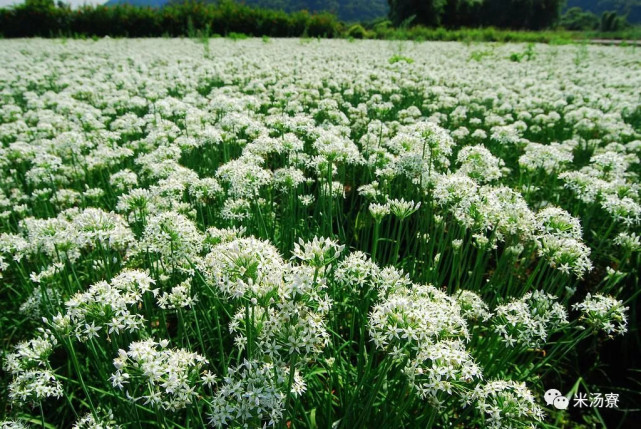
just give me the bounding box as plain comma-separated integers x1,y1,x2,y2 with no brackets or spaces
0,0,640,40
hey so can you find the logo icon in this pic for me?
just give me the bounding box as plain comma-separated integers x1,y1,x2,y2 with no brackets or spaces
545,388,620,410
554,396,570,410
545,389,567,409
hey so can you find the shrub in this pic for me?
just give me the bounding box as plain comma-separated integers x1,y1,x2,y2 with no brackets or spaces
346,23,367,39
0,0,342,38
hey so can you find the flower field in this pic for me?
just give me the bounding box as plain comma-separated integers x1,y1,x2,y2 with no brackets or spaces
0,38,639,428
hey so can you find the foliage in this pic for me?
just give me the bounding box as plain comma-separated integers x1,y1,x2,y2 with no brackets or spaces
387,0,566,30
561,7,599,31
567,0,641,24
0,0,639,40
371,26,579,43
561,6,632,32
0,0,342,38
600,10,628,31
508,43,536,62
345,23,371,38
388,0,449,27
224,0,389,23
388,53,414,63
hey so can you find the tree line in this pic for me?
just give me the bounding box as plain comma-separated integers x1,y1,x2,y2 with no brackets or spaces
0,0,635,38
388,0,564,30
0,0,342,38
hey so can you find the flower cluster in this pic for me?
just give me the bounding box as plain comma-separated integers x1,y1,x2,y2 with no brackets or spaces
4,333,62,404
56,269,156,341
467,380,545,429
572,294,629,336
72,409,121,429
110,338,208,411
492,291,568,348
200,237,285,299
208,360,287,428
291,236,344,268
370,283,480,402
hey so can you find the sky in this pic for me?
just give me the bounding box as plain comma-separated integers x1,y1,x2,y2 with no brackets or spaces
0,0,106,7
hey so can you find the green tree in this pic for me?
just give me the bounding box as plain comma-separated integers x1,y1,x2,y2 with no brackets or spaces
600,10,627,30
560,7,599,30
387,0,448,27
481,0,564,29
388,0,564,29
24,0,55,9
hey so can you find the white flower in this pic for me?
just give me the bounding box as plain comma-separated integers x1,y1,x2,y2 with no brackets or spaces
136,211,204,272
468,380,544,429
208,360,287,428
537,234,593,278
456,145,504,183
388,198,421,220
535,206,582,239
112,338,208,411
519,142,572,174
157,279,198,309
8,369,63,403
573,294,628,336
492,291,568,348
200,237,285,299
613,231,641,252
60,269,156,341
369,202,390,222
456,290,491,322
291,236,344,268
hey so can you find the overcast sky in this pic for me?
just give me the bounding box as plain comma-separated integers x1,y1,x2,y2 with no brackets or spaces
0,0,106,7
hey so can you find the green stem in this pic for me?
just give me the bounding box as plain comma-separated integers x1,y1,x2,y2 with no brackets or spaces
282,354,299,429
372,220,381,263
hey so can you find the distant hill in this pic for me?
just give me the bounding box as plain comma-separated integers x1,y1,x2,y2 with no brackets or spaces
103,0,389,22
566,0,641,23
